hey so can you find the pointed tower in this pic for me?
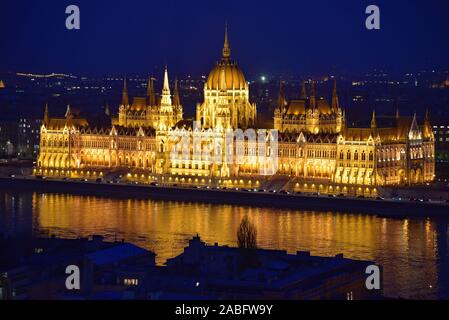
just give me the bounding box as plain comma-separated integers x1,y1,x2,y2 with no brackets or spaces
104,102,110,116
371,110,377,129
65,105,73,127
300,81,307,99
43,103,50,126
121,78,129,106
396,107,400,119
309,81,316,110
147,76,156,107
65,105,73,118
408,112,421,140
331,79,340,111
173,78,181,108
423,108,432,138
161,67,172,106
278,81,286,113
222,23,231,60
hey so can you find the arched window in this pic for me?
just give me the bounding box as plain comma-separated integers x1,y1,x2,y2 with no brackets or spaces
362,151,366,161
340,151,344,160
354,151,359,161
369,151,374,161
347,150,351,160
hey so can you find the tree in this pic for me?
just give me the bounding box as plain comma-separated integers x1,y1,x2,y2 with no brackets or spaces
237,215,258,271
237,215,257,250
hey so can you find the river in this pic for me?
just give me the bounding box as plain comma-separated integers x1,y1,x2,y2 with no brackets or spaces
0,191,448,299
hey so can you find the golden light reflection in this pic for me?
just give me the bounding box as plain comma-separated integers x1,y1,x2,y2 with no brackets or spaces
26,192,443,299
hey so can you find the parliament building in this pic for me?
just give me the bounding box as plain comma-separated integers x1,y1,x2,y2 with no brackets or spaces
35,28,435,197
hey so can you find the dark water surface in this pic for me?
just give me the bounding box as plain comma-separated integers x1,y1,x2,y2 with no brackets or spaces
1,191,448,299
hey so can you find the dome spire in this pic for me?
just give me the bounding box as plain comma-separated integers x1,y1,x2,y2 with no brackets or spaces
222,23,231,59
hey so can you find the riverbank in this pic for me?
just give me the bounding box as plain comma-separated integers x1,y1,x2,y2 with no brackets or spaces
1,176,448,218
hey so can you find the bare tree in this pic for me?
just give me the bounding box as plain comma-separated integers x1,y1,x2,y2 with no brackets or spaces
237,215,257,250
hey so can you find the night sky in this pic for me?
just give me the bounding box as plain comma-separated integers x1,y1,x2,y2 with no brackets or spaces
1,0,448,77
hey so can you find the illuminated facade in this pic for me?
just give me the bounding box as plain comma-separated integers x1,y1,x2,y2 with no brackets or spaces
35,28,435,196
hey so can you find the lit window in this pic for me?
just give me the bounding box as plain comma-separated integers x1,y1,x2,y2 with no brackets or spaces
124,278,139,286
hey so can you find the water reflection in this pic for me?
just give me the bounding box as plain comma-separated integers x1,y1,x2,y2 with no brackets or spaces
0,191,448,299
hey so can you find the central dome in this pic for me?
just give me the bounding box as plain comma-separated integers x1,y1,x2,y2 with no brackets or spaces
205,25,247,91
206,61,247,90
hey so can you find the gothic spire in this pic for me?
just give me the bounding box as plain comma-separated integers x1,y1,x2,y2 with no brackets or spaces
161,67,172,106
278,81,286,113
147,76,156,106
162,67,170,95
425,108,430,123
173,78,181,107
65,104,73,118
409,112,420,137
121,77,129,106
43,103,49,126
396,107,400,119
423,108,432,137
371,109,377,129
300,80,307,99
309,80,316,110
104,102,110,116
332,79,339,111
